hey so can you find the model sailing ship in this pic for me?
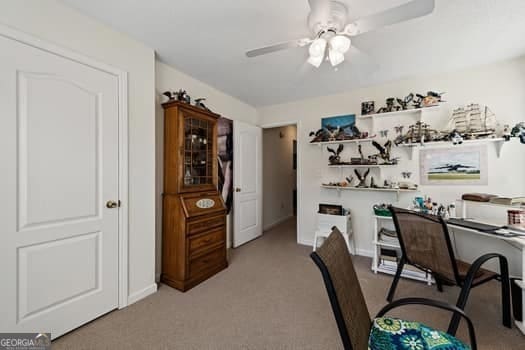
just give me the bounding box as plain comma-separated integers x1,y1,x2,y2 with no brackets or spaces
444,104,497,139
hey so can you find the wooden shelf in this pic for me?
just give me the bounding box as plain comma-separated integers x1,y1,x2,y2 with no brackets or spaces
358,105,441,120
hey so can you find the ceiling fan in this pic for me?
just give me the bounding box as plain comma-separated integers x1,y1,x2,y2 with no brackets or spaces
246,0,435,68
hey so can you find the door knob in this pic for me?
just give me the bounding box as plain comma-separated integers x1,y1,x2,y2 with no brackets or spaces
235,187,241,192
106,200,119,209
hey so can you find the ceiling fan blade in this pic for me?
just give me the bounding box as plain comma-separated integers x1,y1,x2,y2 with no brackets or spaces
246,38,311,58
308,0,330,11
344,0,435,36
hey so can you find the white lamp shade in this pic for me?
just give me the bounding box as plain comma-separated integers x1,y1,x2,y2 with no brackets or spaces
308,38,327,57
328,49,345,67
330,35,351,53
307,55,324,68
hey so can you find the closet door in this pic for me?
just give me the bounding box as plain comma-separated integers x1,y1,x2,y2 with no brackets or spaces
0,34,119,338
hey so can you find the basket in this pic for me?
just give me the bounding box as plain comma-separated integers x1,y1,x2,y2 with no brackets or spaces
374,208,392,217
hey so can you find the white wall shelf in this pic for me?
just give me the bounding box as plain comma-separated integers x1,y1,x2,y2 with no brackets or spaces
327,164,397,169
321,185,418,201
358,105,442,134
398,137,508,160
358,105,441,120
310,137,376,147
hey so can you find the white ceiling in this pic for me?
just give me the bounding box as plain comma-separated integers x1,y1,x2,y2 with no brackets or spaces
61,0,525,107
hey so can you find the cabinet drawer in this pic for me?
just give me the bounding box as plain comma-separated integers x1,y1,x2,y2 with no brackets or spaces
189,229,225,256
189,246,226,278
187,215,225,235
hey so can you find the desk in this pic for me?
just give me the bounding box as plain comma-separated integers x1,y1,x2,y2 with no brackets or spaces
370,208,525,335
447,222,525,335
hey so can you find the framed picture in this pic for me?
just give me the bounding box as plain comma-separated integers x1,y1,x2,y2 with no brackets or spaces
361,101,375,115
419,146,488,185
321,114,356,139
318,203,343,216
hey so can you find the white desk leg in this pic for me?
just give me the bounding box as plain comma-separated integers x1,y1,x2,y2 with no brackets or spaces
514,246,525,334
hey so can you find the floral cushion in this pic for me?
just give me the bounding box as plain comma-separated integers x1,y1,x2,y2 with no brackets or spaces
368,317,470,350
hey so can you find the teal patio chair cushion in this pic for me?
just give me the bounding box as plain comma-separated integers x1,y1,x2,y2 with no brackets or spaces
369,317,470,350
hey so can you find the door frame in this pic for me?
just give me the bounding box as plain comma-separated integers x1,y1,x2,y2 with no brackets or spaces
260,121,303,246
0,24,131,308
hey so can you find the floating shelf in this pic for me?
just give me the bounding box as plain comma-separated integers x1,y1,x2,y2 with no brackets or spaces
398,137,508,159
327,164,397,169
310,137,376,146
321,185,418,200
358,105,441,120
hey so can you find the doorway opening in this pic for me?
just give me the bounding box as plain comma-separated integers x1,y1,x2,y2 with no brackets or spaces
262,124,298,242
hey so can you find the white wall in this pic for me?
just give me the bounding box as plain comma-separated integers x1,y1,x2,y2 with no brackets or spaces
155,61,257,279
263,125,297,230
0,0,157,303
258,57,525,274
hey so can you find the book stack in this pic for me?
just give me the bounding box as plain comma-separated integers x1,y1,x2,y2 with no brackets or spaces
378,228,399,245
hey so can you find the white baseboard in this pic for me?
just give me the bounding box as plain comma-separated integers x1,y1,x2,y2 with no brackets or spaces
297,237,313,247
127,283,157,306
263,215,293,232
356,249,374,258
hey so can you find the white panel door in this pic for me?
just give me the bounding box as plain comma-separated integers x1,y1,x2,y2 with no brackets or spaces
0,34,119,338
233,121,262,247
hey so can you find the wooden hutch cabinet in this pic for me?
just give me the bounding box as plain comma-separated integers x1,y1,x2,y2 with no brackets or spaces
161,101,227,291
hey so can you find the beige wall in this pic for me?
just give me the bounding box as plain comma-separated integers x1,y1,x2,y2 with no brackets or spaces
0,0,157,303
155,61,257,278
258,57,525,274
263,125,297,230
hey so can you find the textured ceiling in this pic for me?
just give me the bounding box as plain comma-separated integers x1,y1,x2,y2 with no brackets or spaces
61,0,525,106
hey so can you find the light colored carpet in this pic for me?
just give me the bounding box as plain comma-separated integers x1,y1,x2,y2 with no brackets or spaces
54,218,524,349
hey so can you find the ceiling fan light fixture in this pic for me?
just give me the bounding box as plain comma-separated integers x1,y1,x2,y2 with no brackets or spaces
328,48,345,67
308,38,327,58
330,35,351,53
307,55,324,68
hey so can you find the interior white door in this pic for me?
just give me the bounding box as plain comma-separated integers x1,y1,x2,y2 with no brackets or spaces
0,34,119,338
233,121,263,248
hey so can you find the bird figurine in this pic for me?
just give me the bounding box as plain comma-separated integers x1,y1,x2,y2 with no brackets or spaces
327,144,344,165
354,168,370,188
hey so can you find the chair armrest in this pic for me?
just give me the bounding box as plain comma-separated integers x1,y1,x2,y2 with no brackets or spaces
464,253,507,286
375,297,477,350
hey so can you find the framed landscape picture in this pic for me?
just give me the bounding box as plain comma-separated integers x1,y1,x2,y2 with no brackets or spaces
419,146,488,185
321,114,357,139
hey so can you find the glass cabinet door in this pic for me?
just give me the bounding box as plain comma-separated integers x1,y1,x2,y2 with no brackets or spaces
183,115,214,188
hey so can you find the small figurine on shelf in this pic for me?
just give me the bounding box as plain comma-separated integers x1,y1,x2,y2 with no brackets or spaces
327,144,344,165
354,168,370,188
194,98,211,112
370,176,379,188
371,140,398,165
502,125,512,141
396,93,414,110
449,130,464,145
361,101,375,115
345,176,355,186
511,122,525,144
377,98,400,113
